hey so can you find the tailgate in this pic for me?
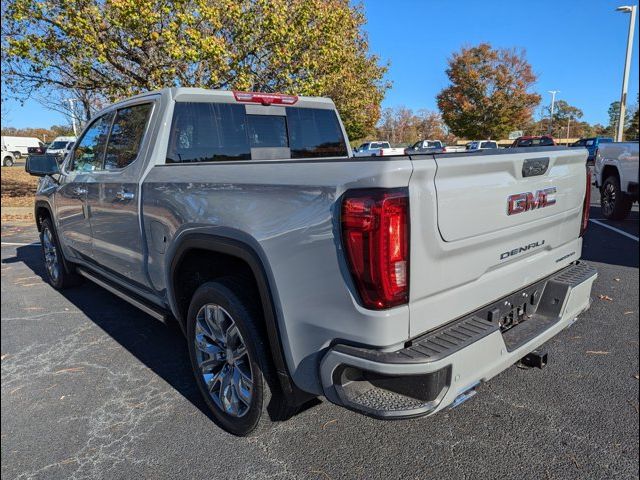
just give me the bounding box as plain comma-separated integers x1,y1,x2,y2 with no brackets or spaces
407,148,588,337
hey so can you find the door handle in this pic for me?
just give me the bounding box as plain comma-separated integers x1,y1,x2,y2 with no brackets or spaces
115,189,135,201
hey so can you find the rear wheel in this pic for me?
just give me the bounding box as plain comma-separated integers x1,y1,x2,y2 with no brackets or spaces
186,279,294,436
40,218,81,289
600,175,632,220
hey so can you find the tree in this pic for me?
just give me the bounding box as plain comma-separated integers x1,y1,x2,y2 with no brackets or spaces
2,0,388,139
437,43,541,139
625,94,639,141
543,100,584,139
373,107,451,145
607,100,632,137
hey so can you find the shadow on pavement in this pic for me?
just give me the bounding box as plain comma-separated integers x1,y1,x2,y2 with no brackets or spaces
3,242,320,425
3,243,217,422
580,206,639,269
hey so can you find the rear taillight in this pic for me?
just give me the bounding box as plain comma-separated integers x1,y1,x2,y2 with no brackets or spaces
341,189,409,309
580,167,591,236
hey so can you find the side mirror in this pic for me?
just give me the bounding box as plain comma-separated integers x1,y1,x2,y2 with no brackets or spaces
26,154,60,177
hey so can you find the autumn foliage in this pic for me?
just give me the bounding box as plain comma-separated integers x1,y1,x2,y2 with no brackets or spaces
2,0,388,139
437,43,541,139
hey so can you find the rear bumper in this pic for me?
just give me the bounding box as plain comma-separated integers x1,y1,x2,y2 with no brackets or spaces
319,261,597,419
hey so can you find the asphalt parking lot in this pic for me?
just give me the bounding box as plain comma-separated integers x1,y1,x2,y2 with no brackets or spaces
1,190,638,480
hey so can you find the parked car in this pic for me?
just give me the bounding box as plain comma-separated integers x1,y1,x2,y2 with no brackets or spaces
46,136,76,156
442,145,467,153
571,137,613,164
404,140,445,154
353,141,405,157
593,141,639,220
2,148,16,167
1,136,44,158
27,88,596,436
510,136,556,148
466,140,499,151
28,144,48,155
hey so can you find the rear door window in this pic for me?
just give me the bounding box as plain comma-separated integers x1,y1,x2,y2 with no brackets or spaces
104,103,153,170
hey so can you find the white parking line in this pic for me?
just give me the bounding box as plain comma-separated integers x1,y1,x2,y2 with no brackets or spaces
589,219,639,242
0,242,40,247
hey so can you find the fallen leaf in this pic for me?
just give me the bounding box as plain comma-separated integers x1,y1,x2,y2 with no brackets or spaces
586,351,609,355
0,354,9,361
60,396,65,400
614,278,620,282
634,374,639,380
598,295,613,301
322,419,337,430
54,367,84,375
624,311,635,315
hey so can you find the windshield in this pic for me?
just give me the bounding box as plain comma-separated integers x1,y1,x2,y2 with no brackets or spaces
48,141,69,149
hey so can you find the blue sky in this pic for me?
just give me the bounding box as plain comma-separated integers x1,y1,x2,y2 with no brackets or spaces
2,0,639,129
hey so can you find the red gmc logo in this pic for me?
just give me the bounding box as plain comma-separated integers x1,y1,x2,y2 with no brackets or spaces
507,187,557,215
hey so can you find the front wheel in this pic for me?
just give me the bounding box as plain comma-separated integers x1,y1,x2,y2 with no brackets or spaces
40,218,81,289
2,156,14,167
187,279,294,436
600,175,632,220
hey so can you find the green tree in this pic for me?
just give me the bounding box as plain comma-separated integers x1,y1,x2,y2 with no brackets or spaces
437,43,540,139
544,100,584,139
624,94,639,140
607,100,632,137
2,0,388,139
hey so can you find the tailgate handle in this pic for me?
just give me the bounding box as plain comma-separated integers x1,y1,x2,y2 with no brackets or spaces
522,157,549,177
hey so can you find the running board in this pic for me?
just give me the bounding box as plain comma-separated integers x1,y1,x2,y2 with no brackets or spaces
76,267,170,322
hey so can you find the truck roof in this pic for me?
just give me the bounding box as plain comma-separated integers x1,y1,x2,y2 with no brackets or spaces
106,87,336,111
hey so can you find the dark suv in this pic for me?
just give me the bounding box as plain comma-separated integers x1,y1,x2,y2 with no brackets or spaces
510,136,556,148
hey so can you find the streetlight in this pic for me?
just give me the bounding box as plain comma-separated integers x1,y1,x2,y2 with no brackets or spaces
548,90,560,134
66,98,78,136
615,5,637,141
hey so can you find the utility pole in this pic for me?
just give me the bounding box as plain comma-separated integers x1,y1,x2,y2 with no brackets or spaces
66,98,77,136
548,90,560,135
615,5,637,141
566,116,572,145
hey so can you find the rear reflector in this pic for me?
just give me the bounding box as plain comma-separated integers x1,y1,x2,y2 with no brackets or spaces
233,91,298,106
580,167,591,236
341,189,409,309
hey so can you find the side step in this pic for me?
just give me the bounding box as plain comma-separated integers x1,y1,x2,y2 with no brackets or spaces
76,267,170,322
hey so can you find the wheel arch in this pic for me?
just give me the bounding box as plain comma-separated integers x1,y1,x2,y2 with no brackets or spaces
166,229,307,404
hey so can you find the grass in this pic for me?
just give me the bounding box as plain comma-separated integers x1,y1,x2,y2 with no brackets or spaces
1,166,37,222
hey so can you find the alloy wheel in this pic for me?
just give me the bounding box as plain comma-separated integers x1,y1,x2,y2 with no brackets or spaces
601,182,616,217
42,227,60,283
194,304,253,417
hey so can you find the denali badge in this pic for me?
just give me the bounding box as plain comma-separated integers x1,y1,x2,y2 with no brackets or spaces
501,240,545,260
507,187,556,215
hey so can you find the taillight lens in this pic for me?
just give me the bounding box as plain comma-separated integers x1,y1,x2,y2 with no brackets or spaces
580,167,591,236
341,189,409,309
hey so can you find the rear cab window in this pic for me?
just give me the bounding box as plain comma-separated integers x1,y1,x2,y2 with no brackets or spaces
167,101,347,163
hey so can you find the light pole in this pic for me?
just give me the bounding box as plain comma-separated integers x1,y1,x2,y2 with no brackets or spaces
548,90,560,135
615,5,637,141
66,98,77,136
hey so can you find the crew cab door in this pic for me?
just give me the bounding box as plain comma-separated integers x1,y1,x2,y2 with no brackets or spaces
85,101,155,287
55,113,113,260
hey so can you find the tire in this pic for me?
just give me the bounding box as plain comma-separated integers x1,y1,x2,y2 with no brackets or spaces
39,218,81,289
3,156,14,167
186,278,294,436
600,175,632,220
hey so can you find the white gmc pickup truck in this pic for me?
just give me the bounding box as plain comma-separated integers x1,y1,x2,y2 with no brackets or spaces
28,88,597,435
